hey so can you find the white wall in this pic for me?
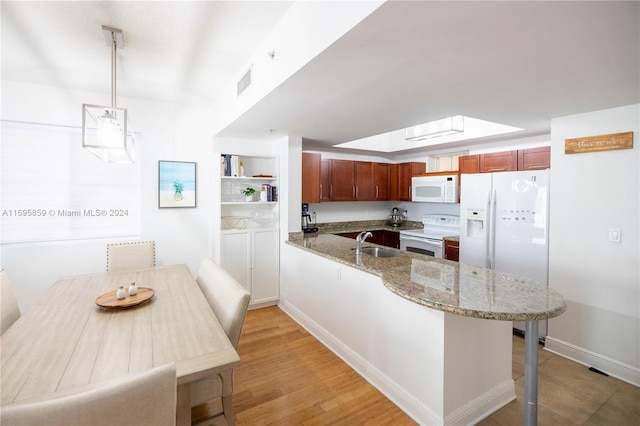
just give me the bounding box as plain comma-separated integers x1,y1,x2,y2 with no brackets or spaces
547,104,640,386
210,1,384,136
1,81,215,313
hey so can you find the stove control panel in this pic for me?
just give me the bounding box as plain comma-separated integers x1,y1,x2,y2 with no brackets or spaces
422,215,460,228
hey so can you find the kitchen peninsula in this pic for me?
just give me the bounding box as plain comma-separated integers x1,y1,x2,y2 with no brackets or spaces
280,232,566,426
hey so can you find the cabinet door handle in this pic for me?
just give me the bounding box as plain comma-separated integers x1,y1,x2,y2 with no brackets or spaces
487,167,507,172
376,186,379,198
355,186,358,198
320,184,323,199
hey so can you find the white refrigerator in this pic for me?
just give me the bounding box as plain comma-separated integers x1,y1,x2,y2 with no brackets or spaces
460,170,550,338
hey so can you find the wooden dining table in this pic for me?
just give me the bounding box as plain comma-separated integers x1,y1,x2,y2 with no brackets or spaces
1,264,240,425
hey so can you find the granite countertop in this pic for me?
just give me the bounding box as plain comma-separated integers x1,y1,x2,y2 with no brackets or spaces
313,219,424,234
286,233,566,322
295,220,458,241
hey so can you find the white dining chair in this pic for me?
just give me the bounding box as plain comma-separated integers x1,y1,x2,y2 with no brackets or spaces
190,257,250,426
106,240,156,272
1,362,177,426
1,270,21,335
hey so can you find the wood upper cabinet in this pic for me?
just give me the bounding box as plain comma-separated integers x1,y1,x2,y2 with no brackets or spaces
460,147,550,174
302,152,321,204
518,147,550,170
396,162,426,201
354,161,375,201
389,164,399,200
479,150,518,173
320,159,332,202
459,155,480,174
331,159,356,201
374,163,390,200
309,157,426,202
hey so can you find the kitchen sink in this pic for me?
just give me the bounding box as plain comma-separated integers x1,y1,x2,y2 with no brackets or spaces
358,247,404,258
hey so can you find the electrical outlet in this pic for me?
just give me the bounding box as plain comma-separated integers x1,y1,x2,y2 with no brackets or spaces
608,228,621,243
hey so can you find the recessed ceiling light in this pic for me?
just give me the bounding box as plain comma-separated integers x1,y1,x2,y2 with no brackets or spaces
405,115,465,141
333,116,522,153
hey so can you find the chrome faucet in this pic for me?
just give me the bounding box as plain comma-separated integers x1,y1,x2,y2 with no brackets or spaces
356,231,373,254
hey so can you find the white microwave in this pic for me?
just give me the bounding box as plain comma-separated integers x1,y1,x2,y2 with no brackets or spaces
411,174,459,203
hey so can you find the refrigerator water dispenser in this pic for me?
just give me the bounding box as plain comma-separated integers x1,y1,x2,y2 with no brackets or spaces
466,209,485,239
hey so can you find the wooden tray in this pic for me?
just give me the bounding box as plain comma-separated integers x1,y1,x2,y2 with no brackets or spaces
96,287,155,310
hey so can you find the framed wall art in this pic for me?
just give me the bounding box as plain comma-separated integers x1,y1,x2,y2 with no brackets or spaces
158,161,197,208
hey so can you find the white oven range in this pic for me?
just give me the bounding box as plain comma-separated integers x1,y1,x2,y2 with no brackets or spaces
399,214,460,258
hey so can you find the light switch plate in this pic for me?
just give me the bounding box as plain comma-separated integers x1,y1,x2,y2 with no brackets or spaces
609,228,621,243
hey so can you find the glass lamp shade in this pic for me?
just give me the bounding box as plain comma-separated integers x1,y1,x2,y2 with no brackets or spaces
82,104,135,163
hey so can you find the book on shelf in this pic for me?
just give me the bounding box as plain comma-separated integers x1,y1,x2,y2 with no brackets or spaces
221,154,242,177
259,184,278,202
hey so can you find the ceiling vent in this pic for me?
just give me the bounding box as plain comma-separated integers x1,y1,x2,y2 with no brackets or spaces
237,66,252,97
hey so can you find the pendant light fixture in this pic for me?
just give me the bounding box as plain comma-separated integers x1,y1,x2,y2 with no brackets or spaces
82,25,135,163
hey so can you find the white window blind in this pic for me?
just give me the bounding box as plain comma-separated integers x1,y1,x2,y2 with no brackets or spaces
1,121,141,244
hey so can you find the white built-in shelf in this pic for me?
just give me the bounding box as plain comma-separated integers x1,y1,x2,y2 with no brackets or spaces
221,201,278,205
221,176,277,181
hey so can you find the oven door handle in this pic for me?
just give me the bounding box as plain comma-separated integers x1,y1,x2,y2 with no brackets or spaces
399,235,443,247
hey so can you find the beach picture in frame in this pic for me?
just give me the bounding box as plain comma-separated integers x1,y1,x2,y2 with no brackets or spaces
158,161,197,208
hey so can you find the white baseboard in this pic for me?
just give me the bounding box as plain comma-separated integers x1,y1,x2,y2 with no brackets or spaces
445,379,515,426
280,300,516,426
545,337,640,387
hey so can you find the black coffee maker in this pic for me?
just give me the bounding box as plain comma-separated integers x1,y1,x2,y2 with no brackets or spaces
301,203,318,233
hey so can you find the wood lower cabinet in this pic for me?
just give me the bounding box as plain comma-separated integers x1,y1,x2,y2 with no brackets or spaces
302,152,321,203
444,239,459,262
336,230,400,249
385,231,400,249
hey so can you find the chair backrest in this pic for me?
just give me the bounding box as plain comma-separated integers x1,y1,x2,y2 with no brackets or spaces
196,257,250,349
106,241,156,272
1,362,177,426
1,270,22,335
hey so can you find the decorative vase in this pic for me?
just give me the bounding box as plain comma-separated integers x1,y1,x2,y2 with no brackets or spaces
174,191,183,201
245,195,253,202
128,282,138,296
116,286,126,300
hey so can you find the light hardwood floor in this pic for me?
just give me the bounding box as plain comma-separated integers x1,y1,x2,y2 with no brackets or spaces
196,306,640,425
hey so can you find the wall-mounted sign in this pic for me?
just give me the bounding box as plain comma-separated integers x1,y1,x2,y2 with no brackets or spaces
565,131,633,154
